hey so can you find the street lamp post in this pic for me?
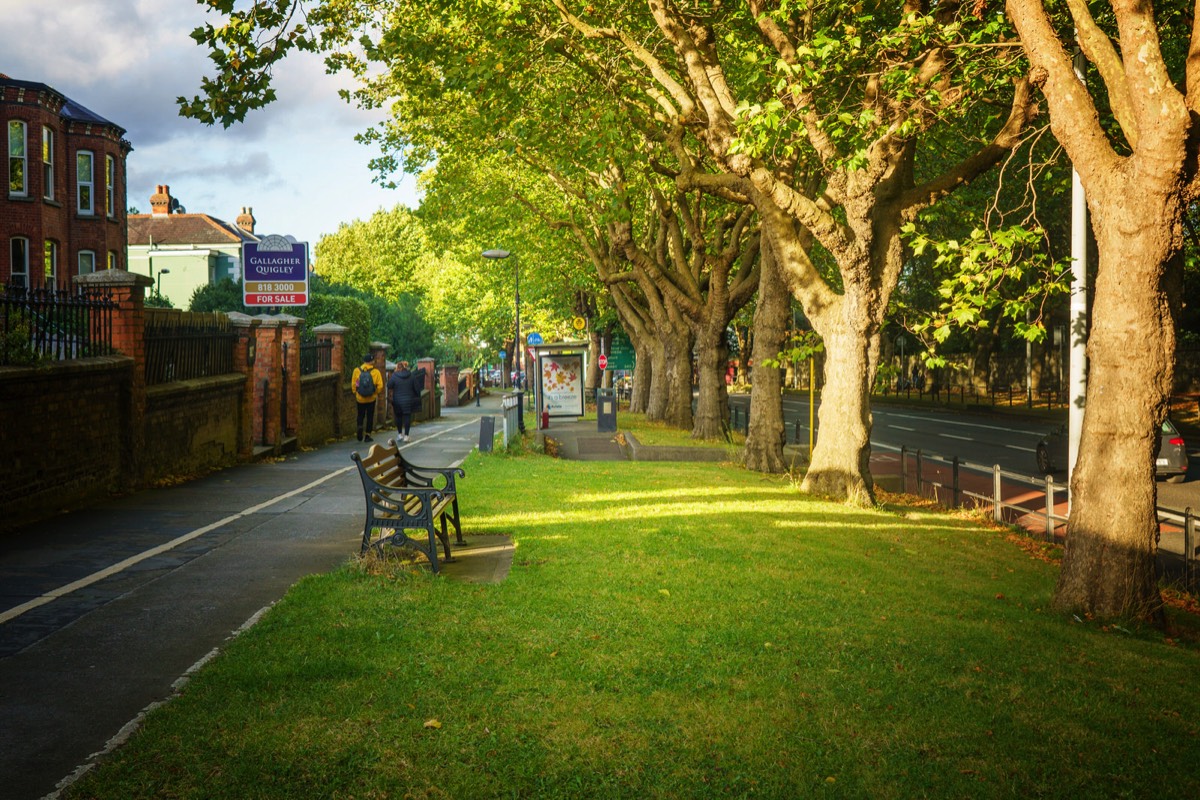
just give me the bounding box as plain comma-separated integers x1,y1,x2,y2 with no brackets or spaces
157,268,170,297
483,249,524,433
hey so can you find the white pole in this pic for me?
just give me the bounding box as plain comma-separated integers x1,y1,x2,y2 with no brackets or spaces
1067,49,1089,507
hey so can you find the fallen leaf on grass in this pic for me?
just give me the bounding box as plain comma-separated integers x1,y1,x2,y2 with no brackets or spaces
424,719,442,729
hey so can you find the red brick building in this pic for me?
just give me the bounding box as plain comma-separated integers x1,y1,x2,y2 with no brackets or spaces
1,74,132,290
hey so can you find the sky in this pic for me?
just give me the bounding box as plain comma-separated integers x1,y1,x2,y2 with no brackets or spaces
3,0,420,247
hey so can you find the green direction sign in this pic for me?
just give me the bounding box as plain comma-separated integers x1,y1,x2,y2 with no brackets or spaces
607,329,635,370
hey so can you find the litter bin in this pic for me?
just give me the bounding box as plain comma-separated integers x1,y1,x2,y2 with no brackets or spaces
597,387,617,432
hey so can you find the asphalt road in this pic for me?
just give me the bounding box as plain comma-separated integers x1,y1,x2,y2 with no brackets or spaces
0,409,489,800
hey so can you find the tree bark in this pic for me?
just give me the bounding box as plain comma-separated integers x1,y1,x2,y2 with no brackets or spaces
1005,0,1188,622
800,326,875,504
1054,221,1176,622
693,321,730,440
660,327,695,429
746,244,789,473
630,339,652,414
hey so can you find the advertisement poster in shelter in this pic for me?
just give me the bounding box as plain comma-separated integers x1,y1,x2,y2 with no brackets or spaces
539,354,584,416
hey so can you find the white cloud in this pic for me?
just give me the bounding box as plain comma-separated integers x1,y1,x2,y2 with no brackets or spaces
3,0,419,245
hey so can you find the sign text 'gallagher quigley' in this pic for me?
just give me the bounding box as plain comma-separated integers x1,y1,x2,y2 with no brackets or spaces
242,235,310,306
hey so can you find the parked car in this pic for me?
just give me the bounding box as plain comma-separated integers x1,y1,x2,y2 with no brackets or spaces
1036,418,1189,483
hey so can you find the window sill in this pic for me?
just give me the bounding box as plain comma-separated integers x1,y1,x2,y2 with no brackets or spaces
43,198,62,208
7,193,33,202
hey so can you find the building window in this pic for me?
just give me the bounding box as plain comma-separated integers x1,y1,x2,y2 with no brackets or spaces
8,121,26,196
77,150,94,214
10,237,29,289
79,250,96,275
44,240,58,287
42,126,54,200
108,250,118,271
105,154,115,216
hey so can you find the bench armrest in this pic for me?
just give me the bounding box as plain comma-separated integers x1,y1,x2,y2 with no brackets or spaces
396,452,465,493
353,453,452,525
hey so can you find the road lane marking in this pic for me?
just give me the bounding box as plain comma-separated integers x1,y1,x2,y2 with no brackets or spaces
0,466,354,626
1006,445,1036,453
890,425,916,431
939,434,973,441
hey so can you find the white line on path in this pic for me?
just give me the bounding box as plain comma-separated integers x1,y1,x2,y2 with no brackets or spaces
939,433,974,441
1,419,479,627
1006,445,1036,453
889,425,916,431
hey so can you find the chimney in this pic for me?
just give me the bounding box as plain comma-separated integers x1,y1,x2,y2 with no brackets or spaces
150,184,173,216
236,206,256,235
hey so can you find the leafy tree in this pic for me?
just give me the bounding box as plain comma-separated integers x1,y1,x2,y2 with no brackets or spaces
1004,0,1198,622
309,274,435,364
189,278,248,314
285,293,372,377
313,205,430,297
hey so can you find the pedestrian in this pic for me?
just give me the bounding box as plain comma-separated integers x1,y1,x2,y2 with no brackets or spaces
387,360,423,442
352,354,383,442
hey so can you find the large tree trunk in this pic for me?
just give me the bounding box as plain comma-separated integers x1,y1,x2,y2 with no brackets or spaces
661,328,695,429
801,325,875,504
746,247,789,472
1054,223,1176,622
693,323,729,440
630,341,652,414
645,336,670,421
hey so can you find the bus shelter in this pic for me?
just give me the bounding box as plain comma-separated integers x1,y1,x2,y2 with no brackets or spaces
528,341,590,424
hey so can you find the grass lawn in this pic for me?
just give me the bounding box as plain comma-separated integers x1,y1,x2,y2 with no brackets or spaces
66,447,1200,799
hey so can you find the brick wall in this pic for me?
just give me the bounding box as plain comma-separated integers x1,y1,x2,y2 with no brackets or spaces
1,77,130,288
299,373,342,446
0,283,438,534
141,375,244,481
0,358,130,528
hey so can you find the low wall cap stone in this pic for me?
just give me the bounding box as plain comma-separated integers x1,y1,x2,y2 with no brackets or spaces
74,269,153,288
312,323,349,334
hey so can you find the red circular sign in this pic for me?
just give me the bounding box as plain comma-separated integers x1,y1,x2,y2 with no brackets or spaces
598,354,609,369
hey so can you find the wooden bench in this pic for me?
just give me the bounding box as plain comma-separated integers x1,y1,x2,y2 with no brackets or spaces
350,440,466,572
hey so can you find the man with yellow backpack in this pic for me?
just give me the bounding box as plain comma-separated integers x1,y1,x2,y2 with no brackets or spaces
351,354,384,442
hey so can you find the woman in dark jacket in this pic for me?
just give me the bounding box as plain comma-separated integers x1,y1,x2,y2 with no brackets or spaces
387,361,423,442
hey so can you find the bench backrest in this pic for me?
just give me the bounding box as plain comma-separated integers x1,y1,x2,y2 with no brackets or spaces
357,443,408,488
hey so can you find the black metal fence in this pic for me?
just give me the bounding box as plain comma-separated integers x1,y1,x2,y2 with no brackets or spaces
299,340,333,375
144,310,236,385
0,286,115,365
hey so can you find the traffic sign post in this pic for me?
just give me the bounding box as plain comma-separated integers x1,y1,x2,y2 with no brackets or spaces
607,329,635,370
598,354,609,370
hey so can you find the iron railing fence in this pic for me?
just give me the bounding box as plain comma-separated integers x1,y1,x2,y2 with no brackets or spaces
0,286,115,365
887,444,1198,594
299,340,333,375
143,309,236,385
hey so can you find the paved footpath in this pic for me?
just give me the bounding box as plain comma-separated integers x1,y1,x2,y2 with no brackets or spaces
0,396,502,800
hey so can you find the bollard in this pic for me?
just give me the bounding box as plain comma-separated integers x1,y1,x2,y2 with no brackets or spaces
900,445,908,494
1045,475,1055,540
1186,507,1195,592
993,465,1003,522
916,449,924,495
952,456,960,508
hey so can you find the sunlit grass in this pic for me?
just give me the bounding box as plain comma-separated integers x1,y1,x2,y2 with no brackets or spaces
65,448,1200,800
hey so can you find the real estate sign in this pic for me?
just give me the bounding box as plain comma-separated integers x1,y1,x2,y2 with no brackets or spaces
243,235,309,306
